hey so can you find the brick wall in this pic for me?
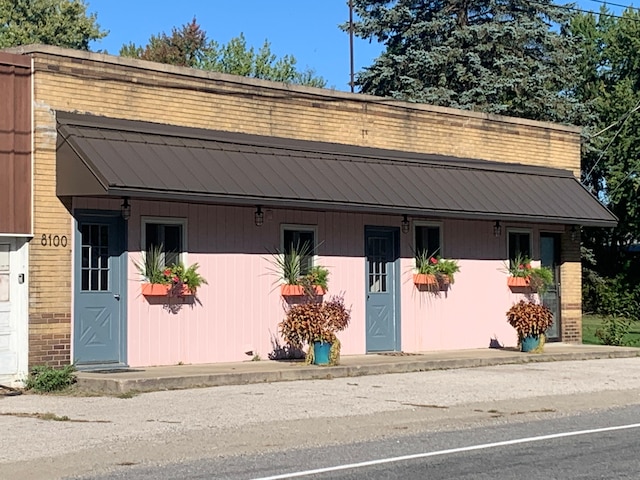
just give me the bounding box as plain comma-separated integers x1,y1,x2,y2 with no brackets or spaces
28,314,71,367
560,228,583,343
23,46,584,366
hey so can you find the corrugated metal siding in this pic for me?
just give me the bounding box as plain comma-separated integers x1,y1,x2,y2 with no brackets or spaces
58,112,617,227
0,53,31,234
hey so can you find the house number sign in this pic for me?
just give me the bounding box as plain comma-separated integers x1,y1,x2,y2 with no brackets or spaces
40,234,68,248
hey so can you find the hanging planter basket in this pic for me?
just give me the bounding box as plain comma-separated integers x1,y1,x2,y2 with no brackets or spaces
507,276,530,288
280,284,327,296
413,273,438,286
141,283,192,297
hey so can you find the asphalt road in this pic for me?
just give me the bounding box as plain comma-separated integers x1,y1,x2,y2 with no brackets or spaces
69,404,640,480
4,358,640,480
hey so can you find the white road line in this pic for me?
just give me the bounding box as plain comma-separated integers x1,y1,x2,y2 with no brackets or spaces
250,422,640,480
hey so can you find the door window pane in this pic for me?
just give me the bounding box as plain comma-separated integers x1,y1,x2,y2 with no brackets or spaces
81,223,110,291
0,274,8,302
0,244,9,271
0,245,8,300
368,237,388,293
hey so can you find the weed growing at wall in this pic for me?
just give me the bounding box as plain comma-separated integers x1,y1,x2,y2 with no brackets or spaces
26,364,76,393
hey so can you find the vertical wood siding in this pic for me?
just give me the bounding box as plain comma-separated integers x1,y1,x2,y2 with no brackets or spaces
0,53,31,234
76,199,550,366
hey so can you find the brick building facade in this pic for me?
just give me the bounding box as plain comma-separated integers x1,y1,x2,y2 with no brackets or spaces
1,45,614,377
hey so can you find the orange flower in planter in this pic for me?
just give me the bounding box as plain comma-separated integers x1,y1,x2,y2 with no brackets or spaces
506,253,553,293
413,249,460,289
135,244,207,297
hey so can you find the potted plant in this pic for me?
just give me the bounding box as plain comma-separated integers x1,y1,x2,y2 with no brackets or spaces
506,253,553,292
165,262,208,295
279,295,351,366
506,300,554,352
135,244,207,297
413,250,460,289
272,241,329,296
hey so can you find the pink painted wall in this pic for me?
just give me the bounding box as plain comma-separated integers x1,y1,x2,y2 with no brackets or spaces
73,198,563,367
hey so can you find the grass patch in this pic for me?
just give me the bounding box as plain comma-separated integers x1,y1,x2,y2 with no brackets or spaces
116,390,139,399
0,412,111,423
582,314,640,346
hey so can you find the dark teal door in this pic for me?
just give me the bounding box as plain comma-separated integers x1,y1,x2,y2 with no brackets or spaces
74,212,126,368
540,233,561,340
365,227,400,352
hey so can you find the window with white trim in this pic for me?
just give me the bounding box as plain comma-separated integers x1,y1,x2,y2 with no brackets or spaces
281,225,316,275
414,223,442,258
142,217,187,267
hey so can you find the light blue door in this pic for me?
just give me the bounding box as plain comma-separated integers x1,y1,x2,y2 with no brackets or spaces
540,233,561,340
365,227,400,352
74,212,126,368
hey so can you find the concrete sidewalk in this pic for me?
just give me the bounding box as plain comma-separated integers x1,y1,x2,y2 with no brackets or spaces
75,343,640,394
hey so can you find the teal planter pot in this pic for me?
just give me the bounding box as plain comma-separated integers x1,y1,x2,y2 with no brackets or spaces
313,341,331,365
520,335,541,352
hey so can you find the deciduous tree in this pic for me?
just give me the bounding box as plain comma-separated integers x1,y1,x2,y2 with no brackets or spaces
0,0,106,50
120,18,326,87
572,7,640,317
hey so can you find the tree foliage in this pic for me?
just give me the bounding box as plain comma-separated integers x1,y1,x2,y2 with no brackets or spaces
120,18,326,87
0,0,106,50
573,7,640,318
346,0,586,124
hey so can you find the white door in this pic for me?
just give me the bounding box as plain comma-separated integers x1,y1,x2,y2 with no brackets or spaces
0,240,17,381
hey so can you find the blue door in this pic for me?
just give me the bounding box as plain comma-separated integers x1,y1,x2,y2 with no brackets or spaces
365,227,400,352
74,212,127,368
540,233,561,340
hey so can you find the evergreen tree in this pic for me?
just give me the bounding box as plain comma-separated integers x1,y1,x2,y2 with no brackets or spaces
120,19,326,88
347,0,585,123
0,0,106,50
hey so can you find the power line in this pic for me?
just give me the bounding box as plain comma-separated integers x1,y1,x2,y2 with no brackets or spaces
583,98,640,188
583,0,640,14
608,166,639,198
560,3,640,19
524,0,640,21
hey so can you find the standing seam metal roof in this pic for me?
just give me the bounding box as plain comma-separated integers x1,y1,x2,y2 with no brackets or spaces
55,112,617,227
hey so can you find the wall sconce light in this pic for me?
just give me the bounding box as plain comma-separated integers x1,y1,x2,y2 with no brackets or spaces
254,206,264,227
120,197,131,221
401,214,410,234
493,220,502,237
570,225,579,242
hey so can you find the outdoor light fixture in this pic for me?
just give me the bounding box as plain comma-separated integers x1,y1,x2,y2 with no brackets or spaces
401,214,410,234
570,225,579,242
493,220,502,237
120,197,131,221
254,206,264,227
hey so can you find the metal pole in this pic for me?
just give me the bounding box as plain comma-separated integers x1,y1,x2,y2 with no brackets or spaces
349,0,355,93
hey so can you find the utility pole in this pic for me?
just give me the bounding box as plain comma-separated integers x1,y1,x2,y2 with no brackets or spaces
349,0,355,93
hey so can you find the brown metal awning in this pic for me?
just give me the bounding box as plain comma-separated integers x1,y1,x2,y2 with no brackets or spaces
56,111,617,227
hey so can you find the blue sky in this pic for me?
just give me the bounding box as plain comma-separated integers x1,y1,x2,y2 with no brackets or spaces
87,0,383,91
87,0,630,92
